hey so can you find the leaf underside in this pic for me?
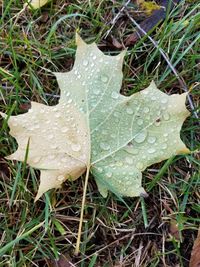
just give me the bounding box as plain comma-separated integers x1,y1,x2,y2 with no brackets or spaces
1,34,190,200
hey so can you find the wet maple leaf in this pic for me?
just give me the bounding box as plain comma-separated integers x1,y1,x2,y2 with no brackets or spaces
1,34,190,200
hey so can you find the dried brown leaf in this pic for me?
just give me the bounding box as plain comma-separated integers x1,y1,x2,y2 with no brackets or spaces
189,228,200,267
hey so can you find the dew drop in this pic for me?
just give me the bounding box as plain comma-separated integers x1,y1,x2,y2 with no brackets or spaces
113,112,120,118
83,60,88,66
142,90,148,95
100,142,110,151
57,175,65,182
163,112,170,121
148,148,156,154
61,127,69,133
126,107,133,115
124,180,131,186
151,96,156,101
137,119,143,126
66,92,70,97
161,98,168,104
67,99,72,104
106,172,112,178
143,107,149,113
94,88,100,95
111,92,119,99
55,112,61,118
125,156,133,165
147,136,156,144
134,130,147,143
71,143,81,152
101,75,108,83
97,167,103,173
136,162,143,170
33,156,41,164
157,110,161,116
116,161,123,167
162,143,167,149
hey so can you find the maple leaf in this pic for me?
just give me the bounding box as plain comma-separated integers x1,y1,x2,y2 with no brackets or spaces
1,34,190,200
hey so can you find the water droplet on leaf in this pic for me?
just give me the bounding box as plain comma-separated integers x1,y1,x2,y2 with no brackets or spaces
94,89,100,95
134,130,147,143
111,92,119,99
57,175,65,182
126,107,133,115
163,112,170,121
147,136,156,144
148,148,156,154
161,143,167,149
137,119,143,126
161,98,168,104
100,142,110,151
136,162,143,170
106,172,112,178
101,75,108,83
143,107,149,113
125,156,133,165
33,156,41,163
61,127,69,133
97,167,103,173
67,99,72,104
71,143,81,152
83,60,88,66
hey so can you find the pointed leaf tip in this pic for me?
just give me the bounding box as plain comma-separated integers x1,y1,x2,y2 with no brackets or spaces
75,33,86,47
116,50,126,65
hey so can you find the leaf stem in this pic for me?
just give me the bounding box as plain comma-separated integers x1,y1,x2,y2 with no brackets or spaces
75,165,90,254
